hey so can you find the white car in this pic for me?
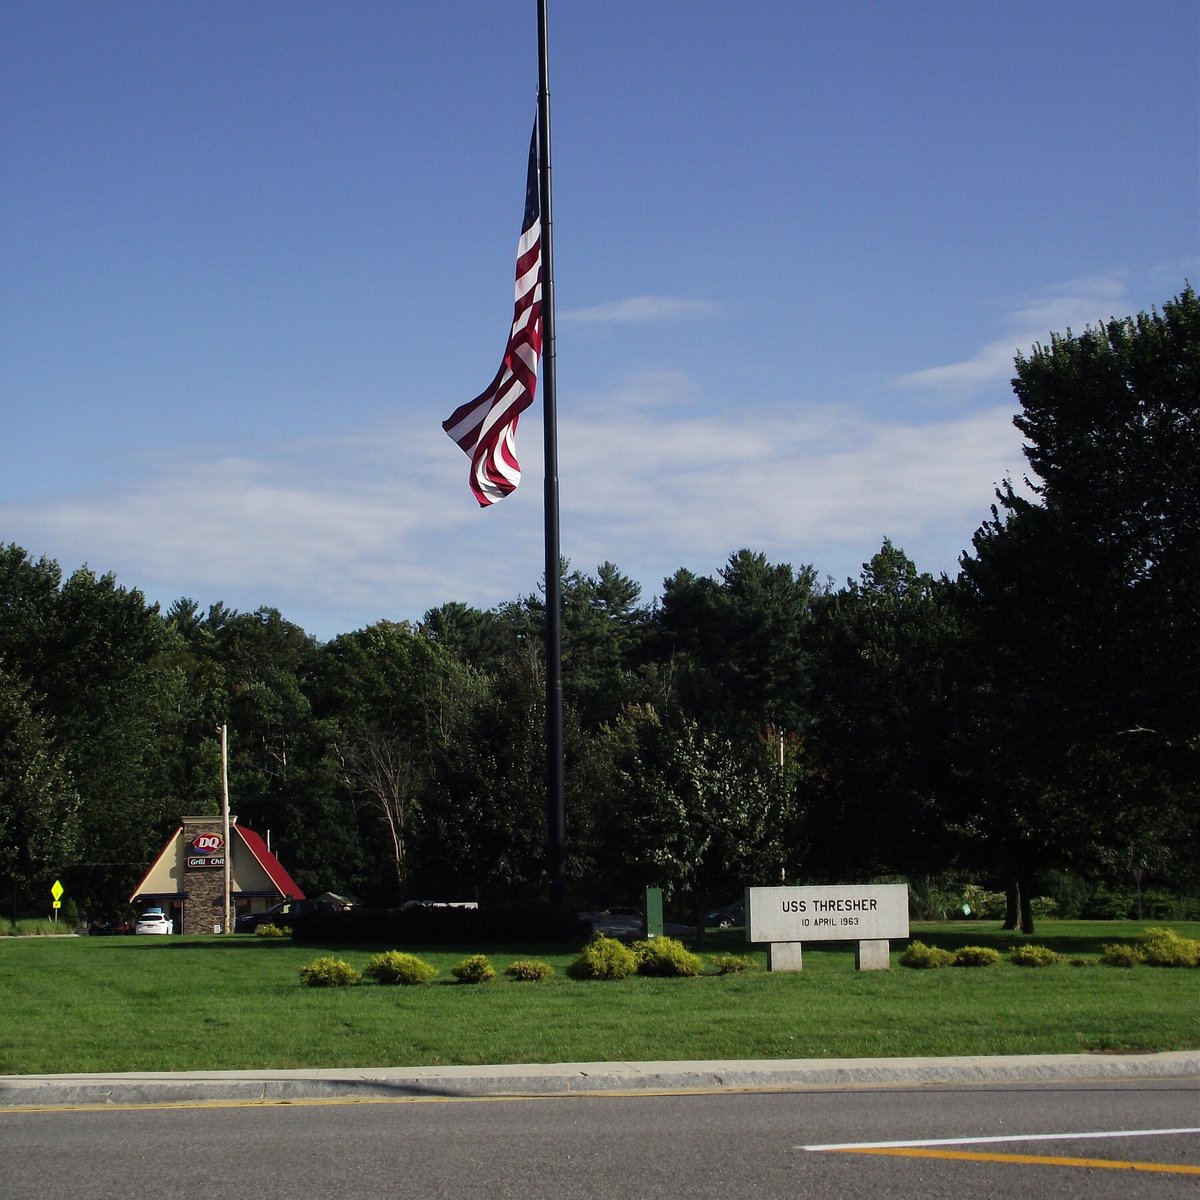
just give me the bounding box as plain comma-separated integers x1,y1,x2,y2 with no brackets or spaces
135,911,172,935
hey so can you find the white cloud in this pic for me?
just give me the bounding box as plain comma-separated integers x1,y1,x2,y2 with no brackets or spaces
1,424,546,636
2,369,1029,637
557,377,1024,586
561,295,722,324
895,276,1133,398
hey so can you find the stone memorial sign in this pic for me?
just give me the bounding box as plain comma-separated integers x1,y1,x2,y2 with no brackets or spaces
746,884,909,972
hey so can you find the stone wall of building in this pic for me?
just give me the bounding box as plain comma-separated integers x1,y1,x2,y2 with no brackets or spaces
180,817,229,935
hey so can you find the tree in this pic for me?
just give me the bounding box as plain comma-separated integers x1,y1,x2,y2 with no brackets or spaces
557,562,652,729
655,550,820,736
317,620,487,899
591,705,798,929
805,541,963,880
0,549,195,909
37,568,189,909
205,607,346,897
414,649,550,899
0,545,61,682
421,601,514,674
0,666,81,916
337,729,417,895
956,287,1200,929
480,560,653,730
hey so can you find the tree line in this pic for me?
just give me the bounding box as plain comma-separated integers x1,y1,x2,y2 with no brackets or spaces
2,289,1196,932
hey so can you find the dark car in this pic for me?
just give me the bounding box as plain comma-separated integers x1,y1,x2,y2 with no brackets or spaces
235,898,339,933
704,899,745,928
88,918,133,935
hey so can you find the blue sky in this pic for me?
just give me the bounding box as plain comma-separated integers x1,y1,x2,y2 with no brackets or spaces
2,1,1196,640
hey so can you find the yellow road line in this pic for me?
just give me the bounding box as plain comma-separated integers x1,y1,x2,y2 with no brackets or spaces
833,1146,1200,1176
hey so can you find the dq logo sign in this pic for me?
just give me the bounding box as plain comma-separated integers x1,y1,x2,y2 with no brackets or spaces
189,833,224,854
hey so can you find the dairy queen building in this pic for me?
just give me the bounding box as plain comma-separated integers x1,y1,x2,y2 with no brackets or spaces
129,815,304,934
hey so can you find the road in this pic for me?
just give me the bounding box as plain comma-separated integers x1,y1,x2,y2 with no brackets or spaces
3,1078,1196,1199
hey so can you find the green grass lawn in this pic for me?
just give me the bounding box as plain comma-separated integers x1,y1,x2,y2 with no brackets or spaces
1,921,1196,1075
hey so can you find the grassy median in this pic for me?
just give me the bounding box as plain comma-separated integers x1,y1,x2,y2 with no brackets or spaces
1,921,1196,1075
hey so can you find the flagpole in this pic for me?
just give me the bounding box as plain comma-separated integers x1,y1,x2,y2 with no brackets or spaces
537,0,566,909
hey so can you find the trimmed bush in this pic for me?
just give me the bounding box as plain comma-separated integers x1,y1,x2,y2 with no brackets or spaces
363,950,438,986
1101,942,1143,968
567,934,637,981
1009,944,1063,968
709,953,755,975
899,940,955,969
953,946,1001,968
451,954,496,984
255,922,289,938
632,936,703,978
504,959,554,982
1139,928,1200,968
298,956,361,988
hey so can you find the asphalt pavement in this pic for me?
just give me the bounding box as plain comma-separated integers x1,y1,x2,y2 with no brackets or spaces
1,1051,1195,1108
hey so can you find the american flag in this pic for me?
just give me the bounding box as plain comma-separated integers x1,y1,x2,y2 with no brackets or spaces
443,124,542,507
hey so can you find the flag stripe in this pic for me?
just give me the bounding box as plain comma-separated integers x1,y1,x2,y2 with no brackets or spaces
443,122,542,507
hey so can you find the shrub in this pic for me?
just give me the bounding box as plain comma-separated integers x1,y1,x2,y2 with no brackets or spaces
906,875,962,921
632,936,703,977
1101,942,1143,968
1140,891,1200,921
1042,870,1090,920
1009,944,1063,968
5,919,62,936
1083,889,1136,920
958,885,1006,920
953,946,1001,968
899,940,955,969
363,950,438,986
298,956,361,988
255,922,289,938
451,954,496,984
567,934,637,980
504,959,554,982
709,953,755,975
1138,928,1200,968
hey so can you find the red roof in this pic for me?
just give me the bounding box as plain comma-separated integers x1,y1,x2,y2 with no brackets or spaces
235,825,305,900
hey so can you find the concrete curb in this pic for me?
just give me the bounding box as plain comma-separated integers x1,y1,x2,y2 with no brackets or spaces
1,1051,1195,1108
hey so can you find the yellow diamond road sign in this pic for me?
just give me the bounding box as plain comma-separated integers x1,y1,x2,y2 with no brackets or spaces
51,880,64,901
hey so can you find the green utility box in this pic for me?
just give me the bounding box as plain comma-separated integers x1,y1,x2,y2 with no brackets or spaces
644,887,664,939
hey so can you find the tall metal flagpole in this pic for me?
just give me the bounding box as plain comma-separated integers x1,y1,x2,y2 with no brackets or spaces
220,723,231,936
537,0,566,908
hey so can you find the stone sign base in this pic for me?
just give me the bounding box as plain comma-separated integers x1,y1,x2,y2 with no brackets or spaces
767,942,804,972
766,939,892,972
855,939,891,970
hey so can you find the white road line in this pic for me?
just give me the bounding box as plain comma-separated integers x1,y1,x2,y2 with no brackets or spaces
801,1127,1200,1152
